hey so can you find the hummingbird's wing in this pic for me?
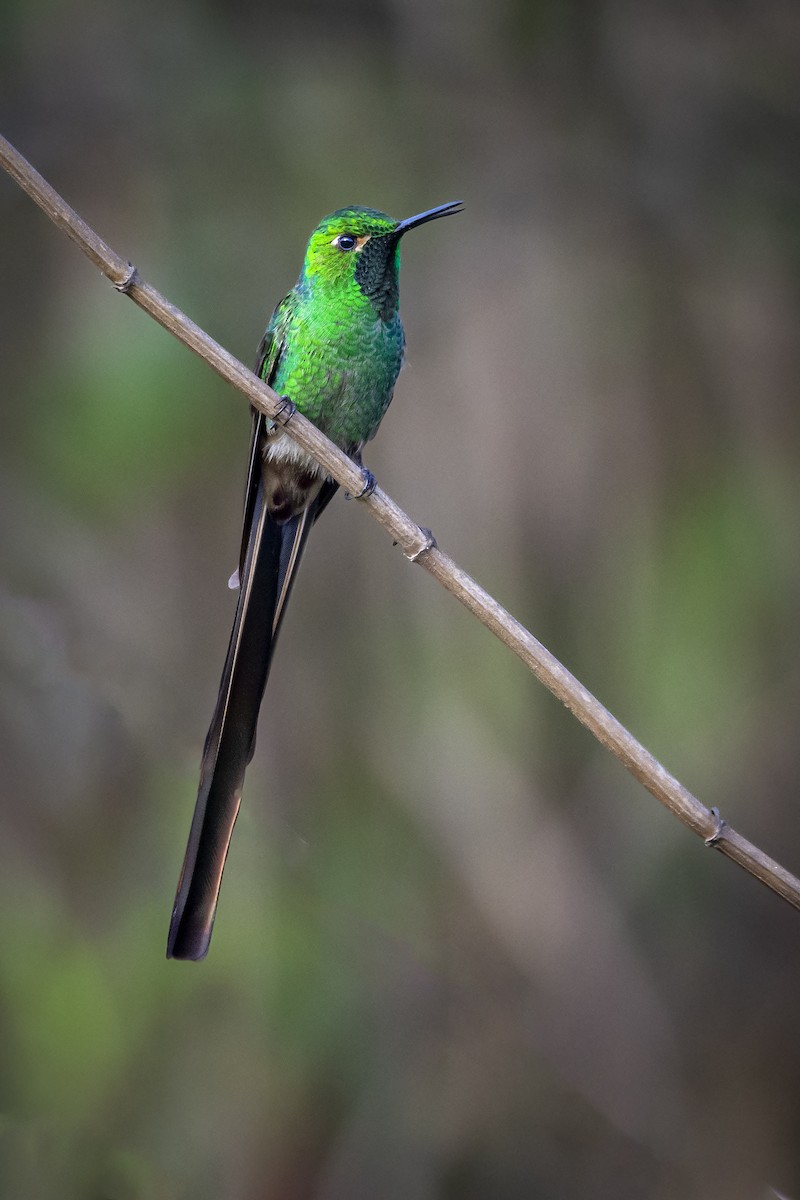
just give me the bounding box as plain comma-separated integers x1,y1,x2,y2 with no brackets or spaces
167,296,336,960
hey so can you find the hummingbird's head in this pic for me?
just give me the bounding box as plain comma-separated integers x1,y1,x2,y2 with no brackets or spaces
302,201,462,320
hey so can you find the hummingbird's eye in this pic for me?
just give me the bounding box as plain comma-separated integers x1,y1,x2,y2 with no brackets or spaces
333,234,357,251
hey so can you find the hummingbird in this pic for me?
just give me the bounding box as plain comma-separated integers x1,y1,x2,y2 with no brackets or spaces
167,200,463,960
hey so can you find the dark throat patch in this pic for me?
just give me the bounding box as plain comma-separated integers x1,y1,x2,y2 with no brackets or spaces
354,236,399,322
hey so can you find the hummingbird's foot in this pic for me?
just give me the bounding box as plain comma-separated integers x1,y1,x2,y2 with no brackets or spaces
346,468,377,501
273,395,296,426
406,527,437,562
704,806,728,847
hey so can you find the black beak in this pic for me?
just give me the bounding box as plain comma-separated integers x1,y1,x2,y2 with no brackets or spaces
394,200,463,237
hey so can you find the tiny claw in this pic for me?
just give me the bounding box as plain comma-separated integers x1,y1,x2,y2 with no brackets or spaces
405,527,437,563
273,395,296,426
227,568,240,590
346,468,377,501
704,806,728,847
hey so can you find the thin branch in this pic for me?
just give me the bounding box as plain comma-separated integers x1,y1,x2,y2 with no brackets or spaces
2,132,799,912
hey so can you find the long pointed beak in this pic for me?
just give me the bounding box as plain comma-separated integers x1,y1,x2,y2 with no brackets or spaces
394,200,463,237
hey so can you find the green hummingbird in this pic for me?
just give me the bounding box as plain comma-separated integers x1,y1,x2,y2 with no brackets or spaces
167,200,463,960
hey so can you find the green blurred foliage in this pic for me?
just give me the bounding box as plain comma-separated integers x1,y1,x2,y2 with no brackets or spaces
2,1,800,1197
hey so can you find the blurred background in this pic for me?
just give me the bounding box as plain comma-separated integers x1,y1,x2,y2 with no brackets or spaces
2,1,800,1197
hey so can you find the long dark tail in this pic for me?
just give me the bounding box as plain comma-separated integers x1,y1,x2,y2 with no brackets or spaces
167,477,331,960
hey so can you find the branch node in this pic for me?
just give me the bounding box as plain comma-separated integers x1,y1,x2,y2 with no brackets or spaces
114,262,139,294
704,807,728,848
405,527,437,563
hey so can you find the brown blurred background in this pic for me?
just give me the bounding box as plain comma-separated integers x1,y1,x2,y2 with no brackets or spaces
2,2,800,1197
